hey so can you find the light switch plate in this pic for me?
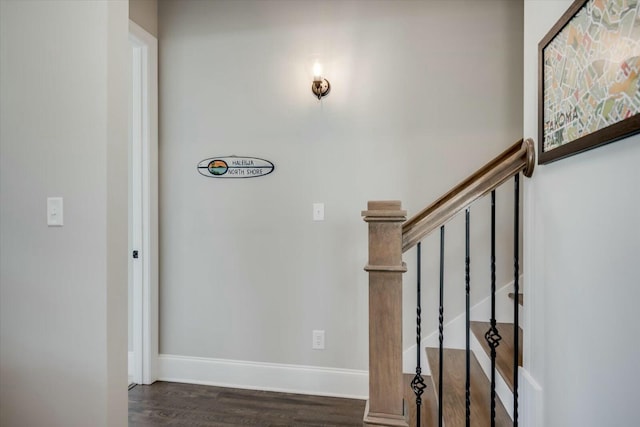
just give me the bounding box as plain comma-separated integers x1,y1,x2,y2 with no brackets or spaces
47,197,63,226
313,203,324,221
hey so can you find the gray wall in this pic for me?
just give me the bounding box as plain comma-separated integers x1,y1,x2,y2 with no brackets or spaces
158,0,523,370
0,1,129,425
130,0,158,37
523,0,640,425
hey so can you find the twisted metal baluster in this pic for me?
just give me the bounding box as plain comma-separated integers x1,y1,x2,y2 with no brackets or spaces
465,208,471,427
513,174,520,426
438,226,445,427
485,190,502,427
411,242,426,426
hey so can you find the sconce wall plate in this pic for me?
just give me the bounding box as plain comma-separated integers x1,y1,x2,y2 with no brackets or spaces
312,78,331,100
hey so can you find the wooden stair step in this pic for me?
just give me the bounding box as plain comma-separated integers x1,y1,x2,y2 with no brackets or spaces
426,348,511,427
470,321,523,392
508,292,523,306
403,373,438,427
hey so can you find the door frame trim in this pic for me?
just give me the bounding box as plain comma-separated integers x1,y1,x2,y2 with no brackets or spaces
129,20,158,385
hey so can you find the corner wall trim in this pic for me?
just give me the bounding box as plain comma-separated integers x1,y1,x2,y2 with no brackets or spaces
128,351,135,378
158,354,369,400
520,367,544,427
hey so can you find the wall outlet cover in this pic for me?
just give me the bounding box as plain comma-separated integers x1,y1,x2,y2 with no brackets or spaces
312,330,325,350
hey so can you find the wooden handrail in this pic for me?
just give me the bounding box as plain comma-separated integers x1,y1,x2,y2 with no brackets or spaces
402,138,535,252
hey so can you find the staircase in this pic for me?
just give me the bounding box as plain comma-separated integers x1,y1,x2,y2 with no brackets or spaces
362,139,535,427
402,302,524,426
425,347,511,426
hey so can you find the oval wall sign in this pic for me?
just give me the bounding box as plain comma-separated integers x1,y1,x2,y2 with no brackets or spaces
197,156,275,179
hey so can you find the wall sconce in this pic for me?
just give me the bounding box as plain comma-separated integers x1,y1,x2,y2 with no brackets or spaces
311,61,330,100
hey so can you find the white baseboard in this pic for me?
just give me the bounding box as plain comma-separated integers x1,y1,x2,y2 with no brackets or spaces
158,354,369,400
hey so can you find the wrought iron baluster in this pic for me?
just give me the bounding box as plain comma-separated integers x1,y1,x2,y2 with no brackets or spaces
513,174,520,426
485,190,502,427
438,226,445,427
411,242,426,427
465,208,471,427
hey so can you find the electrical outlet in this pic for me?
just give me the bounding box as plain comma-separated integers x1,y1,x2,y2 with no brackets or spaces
312,330,325,350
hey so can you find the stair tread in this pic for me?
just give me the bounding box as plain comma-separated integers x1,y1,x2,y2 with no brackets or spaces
426,347,511,427
403,373,438,427
470,321,523,392
508,292,523,306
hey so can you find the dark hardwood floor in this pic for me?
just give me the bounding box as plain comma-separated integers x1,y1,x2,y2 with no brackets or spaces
128,381,366,426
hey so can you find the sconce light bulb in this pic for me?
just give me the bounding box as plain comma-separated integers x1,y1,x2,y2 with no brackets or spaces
310,60,330,100
313,61,322,80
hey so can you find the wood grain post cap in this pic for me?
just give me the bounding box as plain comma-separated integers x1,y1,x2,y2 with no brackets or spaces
361,200,407,221
367,200,401,210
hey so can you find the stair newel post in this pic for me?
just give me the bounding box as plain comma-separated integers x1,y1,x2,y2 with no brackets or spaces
362,201,409,427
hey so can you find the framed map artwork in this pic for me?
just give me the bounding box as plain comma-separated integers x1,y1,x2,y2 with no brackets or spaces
538,0,640,164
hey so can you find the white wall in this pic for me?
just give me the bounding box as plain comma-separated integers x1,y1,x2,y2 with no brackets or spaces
158,0,523,379
0,1,129,426
523,1,640,426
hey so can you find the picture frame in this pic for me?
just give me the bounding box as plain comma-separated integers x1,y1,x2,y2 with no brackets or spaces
538,0,640,165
